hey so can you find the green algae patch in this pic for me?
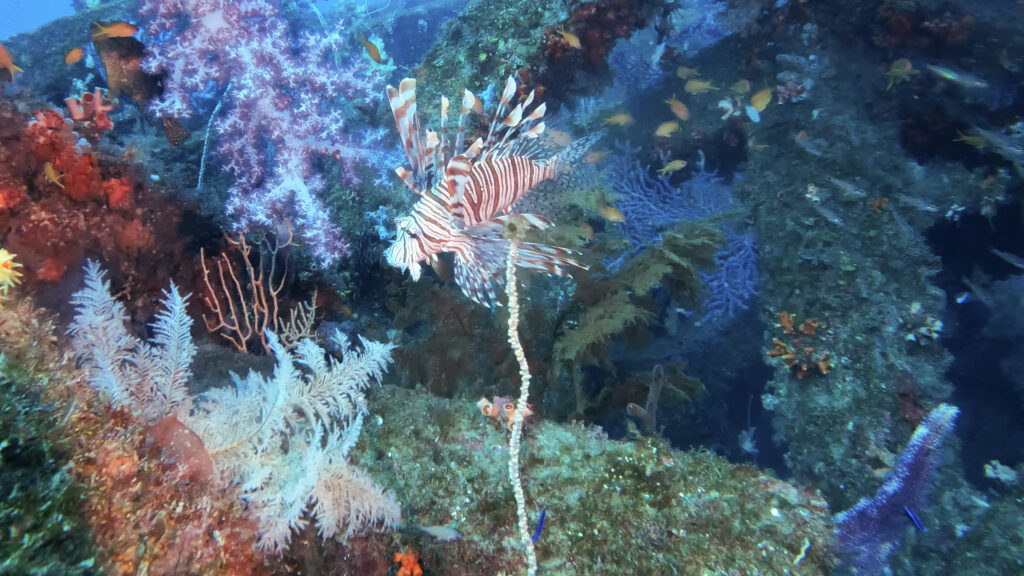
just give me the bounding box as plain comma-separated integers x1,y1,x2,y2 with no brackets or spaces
361,386,836,575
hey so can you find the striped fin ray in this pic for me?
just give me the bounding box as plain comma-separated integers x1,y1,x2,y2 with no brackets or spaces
387,79,427,192
424,131,439,173
497,104,525,148
455,90,474,155
439,96,450,166
485,76,518,145
514,242,587,275
463,213,556,237
394,166,417,192
463,137,484,160
519,102,547,139
451,233,587,306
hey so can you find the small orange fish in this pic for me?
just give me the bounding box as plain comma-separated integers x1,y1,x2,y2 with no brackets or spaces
0,43,23,80
655,121,680,138
664,94,690,121
43,162,64,189
604,112,633,127
556,28,581,50
583,150,607,164
598,204,626,222
91,21,139,39
684,79,717,94
472,93,484,113
65,48,84,66
359,36,382,64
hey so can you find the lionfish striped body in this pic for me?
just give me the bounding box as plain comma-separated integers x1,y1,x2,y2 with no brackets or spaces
384,76,588,305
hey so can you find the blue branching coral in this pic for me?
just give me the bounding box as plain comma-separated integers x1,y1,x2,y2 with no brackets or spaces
701,232,759,320
610,153,734,252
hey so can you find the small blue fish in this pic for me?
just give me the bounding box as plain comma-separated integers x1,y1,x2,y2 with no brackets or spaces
904,506,925,532
531,507,547,544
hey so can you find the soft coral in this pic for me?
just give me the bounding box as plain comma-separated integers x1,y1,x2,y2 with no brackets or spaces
25,109,104,201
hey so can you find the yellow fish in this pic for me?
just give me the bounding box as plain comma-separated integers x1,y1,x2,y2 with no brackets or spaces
676,66,700,79
656,160,687,175
556,28,581,50
885,58,917,90
583,150,608,164
954,131,987,150
730,79,751,95
655,121,680,138
43,162,64,189
750,88,772,112
604,112,633,127
598,205,626,222
664,95,690,121
684,79,717,94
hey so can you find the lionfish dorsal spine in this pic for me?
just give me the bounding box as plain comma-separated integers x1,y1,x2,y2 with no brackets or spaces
424,130,439,171
485,76,517,144
387,78,426,193
464,137,484,160
456,89,474,154
394,166,417,192
439,95,450,167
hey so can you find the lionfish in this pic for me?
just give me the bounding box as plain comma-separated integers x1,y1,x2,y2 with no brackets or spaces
384,75,594,306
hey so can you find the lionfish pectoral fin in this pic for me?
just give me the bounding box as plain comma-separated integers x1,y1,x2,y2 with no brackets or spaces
516,241,589,275
491,213,556,231
460,214,553,240
452,236,508,306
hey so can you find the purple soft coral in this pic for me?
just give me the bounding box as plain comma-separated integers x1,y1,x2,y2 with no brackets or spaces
834,403,959,575
139,0,384,266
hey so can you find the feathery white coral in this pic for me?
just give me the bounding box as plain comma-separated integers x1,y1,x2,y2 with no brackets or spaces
68,260,195,423
68,262,399,551
185,330,399,551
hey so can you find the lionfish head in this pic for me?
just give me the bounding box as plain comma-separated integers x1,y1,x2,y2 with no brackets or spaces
383,216,428,281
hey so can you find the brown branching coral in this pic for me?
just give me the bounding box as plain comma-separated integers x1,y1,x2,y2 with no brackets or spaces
199,226,317,354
